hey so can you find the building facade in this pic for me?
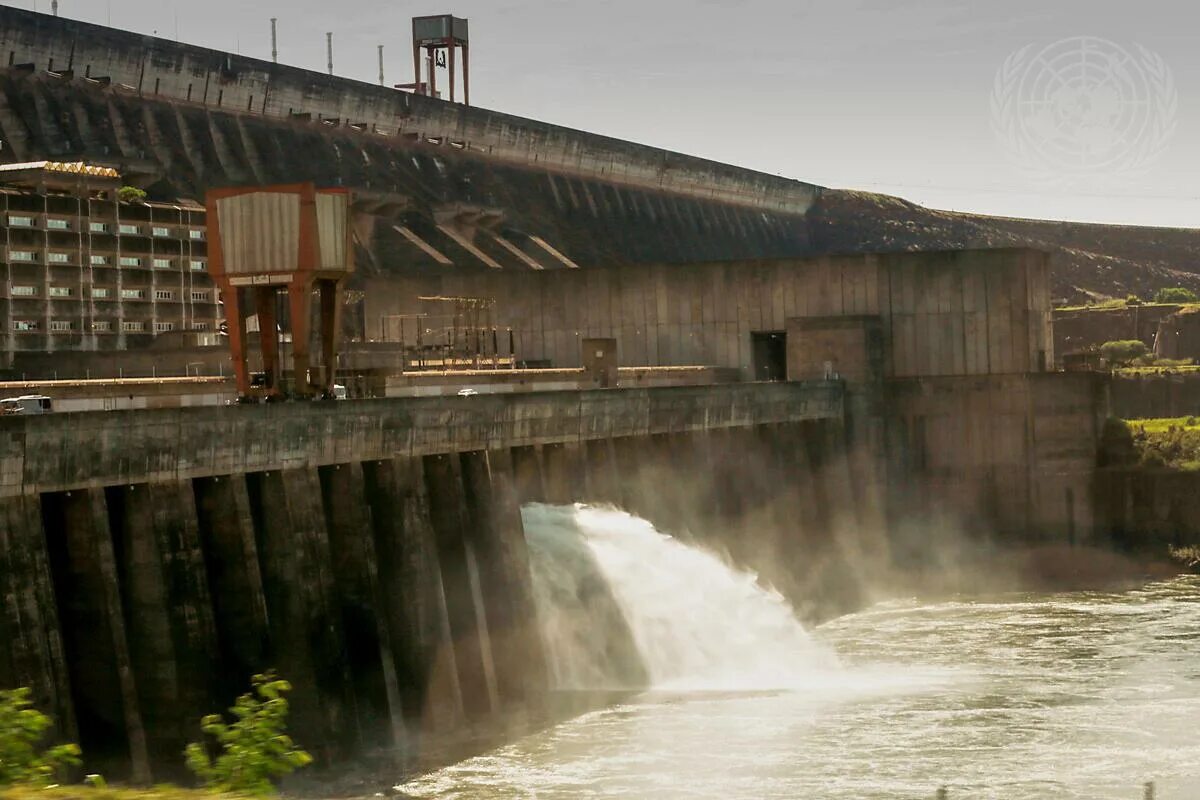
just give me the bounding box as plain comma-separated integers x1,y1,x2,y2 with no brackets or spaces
0,162,220,367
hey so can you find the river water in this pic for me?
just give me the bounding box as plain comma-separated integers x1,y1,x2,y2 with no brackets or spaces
398,505,1200,800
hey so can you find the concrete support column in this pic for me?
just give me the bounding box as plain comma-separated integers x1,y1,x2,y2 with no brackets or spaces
808,420,870,616
584,438,620,505
42,489,150,783
423,453,497,720
637,433,688,535
318,462,405,748
245,468,353,759
540,442,585,505
110,482,220,774
0,495,74,741
460,450,548,708
362,457,463,735
611,436,646,515
192,475,270,698
510,445,545,505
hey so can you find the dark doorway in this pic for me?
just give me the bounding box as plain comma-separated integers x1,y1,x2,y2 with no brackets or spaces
751,331,787,382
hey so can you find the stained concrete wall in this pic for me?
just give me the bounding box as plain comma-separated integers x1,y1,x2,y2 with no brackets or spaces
0,382,842,498
1110,372,1200,420
364,249,1053,379
1095,467,1200,550
1053,304,1180,362
884,372,1109,548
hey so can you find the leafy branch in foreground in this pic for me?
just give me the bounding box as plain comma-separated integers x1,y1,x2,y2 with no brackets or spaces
185,673,312,797
0,687,81,786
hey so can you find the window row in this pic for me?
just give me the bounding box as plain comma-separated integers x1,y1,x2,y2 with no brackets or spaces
9,286,212,301
12,320,210,332
6,251,208,270
6,216,206,239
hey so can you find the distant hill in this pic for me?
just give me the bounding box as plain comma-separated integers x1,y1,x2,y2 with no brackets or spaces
807,189,1200,304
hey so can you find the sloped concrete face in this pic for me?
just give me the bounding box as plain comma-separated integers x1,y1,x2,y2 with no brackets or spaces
0,7,817,282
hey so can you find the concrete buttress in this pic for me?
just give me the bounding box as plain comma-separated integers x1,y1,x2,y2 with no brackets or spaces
110,482,220,775
41,489,151,783
460,450,548,708
0,495,74,741
191,475,270,697
317,462,406,749
361,457,463,737
422,453,497,720
245,468,353,759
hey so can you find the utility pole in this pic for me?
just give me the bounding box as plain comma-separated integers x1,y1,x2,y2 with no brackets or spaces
326,32,333,75
378,45,385,86
270,18,278,63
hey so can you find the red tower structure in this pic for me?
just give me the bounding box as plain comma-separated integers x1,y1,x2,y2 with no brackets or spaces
206,183,353,399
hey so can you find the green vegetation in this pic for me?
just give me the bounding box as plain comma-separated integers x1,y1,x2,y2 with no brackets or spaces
1124,417,1200,470
1155,287,1200,304
185,674,311,797
1100,340,1149,366
1115,361,1200,376
0,786,223,800
1,674,307,799
1057,289,1200,312
116,186,147,204
0,689,80,787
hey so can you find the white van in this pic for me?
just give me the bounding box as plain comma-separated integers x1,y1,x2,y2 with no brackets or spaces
0,395,53,415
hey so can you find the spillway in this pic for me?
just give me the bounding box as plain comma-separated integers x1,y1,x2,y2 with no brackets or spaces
523,503,837,692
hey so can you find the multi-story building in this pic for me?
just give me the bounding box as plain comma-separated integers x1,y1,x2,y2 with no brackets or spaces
0,161,220,367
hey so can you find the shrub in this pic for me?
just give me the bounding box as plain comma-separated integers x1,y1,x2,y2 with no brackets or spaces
1126,294,1143,306
117,185,147,204
1100,339,1149,366
1154,287,1199,304
0,688,81,786
185,673,311,796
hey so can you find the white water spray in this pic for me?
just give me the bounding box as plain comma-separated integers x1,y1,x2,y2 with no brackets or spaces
523,503,838,691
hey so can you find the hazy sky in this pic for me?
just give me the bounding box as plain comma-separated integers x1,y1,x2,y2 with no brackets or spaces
13,0,1200,227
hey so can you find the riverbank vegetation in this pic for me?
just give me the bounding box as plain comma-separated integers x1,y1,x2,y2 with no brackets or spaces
0,675,307,800
1120,417,1200,470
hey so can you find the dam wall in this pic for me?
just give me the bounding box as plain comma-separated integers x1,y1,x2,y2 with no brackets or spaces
0,9,818,275
0,7,817,215
884,371,1110,554
365,249,1054,379
0,382,844,780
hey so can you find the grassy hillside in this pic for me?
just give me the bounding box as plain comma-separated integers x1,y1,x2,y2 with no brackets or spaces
807,189,1200,304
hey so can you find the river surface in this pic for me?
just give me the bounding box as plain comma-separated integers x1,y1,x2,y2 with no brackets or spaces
398,505,1200,799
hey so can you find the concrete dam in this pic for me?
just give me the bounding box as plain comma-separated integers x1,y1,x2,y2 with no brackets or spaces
0,382,850,781
0,6,1130,791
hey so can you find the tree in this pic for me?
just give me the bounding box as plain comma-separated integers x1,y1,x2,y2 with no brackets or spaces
0,688,81,786
185,673,312,796
1100,339,1149,366
117,185,147,204
1154,287,1199,304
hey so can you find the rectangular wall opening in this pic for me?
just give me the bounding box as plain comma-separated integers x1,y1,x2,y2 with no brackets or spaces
751,331,787,381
